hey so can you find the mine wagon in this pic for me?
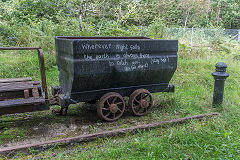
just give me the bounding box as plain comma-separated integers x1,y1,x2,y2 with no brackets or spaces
0,37,178,121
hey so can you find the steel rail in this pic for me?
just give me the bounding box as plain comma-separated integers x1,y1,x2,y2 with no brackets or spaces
0,112,220,154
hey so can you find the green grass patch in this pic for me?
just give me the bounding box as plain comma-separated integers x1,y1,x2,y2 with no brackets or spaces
0,39,240,159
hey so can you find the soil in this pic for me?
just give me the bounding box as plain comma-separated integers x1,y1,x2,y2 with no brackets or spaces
0,101,175,149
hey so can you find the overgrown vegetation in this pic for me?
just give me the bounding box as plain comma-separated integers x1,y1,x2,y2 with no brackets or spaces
0,0,240,159
0,0,239,48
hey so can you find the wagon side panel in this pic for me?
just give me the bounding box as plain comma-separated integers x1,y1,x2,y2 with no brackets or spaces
71,40,177,93
55,38,74,98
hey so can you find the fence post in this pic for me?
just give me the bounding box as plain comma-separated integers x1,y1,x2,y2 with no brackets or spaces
238,30,240,42
190,28,193,46
189,28,194,54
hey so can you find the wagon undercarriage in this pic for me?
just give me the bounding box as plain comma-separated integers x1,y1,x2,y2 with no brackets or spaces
54,83,175,121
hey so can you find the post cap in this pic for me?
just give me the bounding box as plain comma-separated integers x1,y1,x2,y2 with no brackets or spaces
212,62,229,79
215,62,227,72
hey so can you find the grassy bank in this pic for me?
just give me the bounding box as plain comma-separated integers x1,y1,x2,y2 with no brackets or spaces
0,0,240,159
0,39,240,159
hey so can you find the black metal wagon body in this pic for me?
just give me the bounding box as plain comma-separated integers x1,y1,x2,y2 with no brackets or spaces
55,36,178,120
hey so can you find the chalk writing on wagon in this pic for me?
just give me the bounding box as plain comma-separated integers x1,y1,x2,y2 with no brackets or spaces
81,43,141,51
82,51,169,72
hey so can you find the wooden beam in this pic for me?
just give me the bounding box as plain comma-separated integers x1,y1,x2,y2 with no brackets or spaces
0,77,32,83
0,82,33,92
0,81,40,92
0,97,45,108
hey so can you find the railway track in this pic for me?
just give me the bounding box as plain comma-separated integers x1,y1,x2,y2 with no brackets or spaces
0,112,220,155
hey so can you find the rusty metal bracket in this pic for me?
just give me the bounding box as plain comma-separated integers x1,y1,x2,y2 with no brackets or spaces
0,47,49,103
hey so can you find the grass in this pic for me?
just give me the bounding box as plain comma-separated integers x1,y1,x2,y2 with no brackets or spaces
0,38,240,159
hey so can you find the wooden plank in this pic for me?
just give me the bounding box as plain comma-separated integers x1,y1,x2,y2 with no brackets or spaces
0,97,45,108
0,91,24,100
0,81,40,93
0,103,49,116
32,81,41,85
0,47,40,50
0,81,33,92
0,77,32,83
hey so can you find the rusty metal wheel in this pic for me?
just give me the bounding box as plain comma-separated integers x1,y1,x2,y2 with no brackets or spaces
128,89,154,116
97,92,125,121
